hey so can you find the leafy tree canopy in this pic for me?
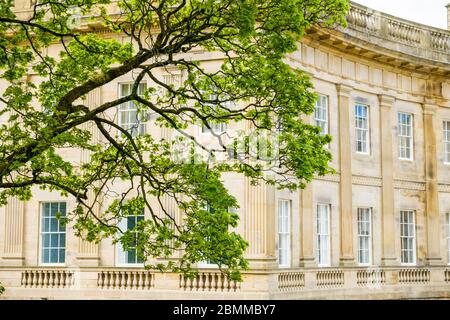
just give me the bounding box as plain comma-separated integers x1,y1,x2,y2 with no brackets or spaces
0,0,348,280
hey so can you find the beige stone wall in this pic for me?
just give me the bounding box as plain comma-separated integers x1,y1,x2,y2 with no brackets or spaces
1,1,450,299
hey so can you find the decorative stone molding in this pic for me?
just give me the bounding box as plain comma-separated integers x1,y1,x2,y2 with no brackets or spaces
336,83,353,97
378,94,396,108
422,102,438,115
438,184,450,193
394,179,426,191
352,175,382,187
314,174,341,183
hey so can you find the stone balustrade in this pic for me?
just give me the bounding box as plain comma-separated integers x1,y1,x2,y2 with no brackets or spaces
179,272,240,292
316,270,345,288
398,268,430,284
97,270,154,290
356,269,386,287
344,1,450,63
277,272,305,291
1,266,449,299
21,269,74,288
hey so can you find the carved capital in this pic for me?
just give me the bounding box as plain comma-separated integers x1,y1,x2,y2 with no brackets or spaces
336,84,353,97
378,94,395,108
422,102,438,116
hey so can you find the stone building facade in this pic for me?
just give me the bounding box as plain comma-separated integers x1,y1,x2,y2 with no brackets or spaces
1,1,450,299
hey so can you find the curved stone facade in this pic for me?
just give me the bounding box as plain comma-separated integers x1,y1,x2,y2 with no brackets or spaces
1,1,450,299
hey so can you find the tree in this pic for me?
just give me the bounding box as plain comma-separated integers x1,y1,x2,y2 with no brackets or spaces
0,0,348,280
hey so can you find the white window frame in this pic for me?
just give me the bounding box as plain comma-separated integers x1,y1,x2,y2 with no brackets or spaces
200,90,229,135
447,212,450,265
116,209,145,267
397,112,414,160
202,121,228,134
357,208,372,266
277,200,291,268
316,203,331,267
400,210,417,266
355,104,370,154
314,95,329,135
40,202,67,266
118,82,147,138
443,121,450,164
197,204,221,269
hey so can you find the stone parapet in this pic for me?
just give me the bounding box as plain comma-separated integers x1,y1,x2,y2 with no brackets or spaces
0,266,449,299
346,1,450,64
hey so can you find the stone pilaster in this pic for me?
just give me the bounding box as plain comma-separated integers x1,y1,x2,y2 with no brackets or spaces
244,177,277,269
1,197,26,266
422,101,443,266
299,184,316,267
447,3,450,31
378,94,398,266
76,88,102,266
158,194,182,260
14,0,31,9
336,84,355,266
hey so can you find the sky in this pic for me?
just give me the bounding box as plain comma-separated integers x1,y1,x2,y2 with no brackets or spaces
352,0,448,29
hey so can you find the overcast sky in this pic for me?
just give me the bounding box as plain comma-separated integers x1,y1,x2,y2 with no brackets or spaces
352,0,448,29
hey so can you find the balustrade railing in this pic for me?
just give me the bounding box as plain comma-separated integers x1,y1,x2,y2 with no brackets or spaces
278,272,305,291
316,270,345,288
357,269,386,287
346,1,450,56
21,269,74,288
97,270,154,290
179,272,240,292
398,268,430,284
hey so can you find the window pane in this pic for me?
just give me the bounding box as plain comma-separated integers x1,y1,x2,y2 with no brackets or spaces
315,95,328,135
41,202,66,264
277,200,290,267
398,113,413,160
444,121,450,163
59,249,65,264
117,207,145,265
357,208,372,264
317,204,330,266
118,83,147,137
400,210,416,264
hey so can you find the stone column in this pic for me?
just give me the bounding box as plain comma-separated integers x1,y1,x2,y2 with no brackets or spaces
1,197,26,266
244,177,277,269
336,84,355,266
299,184,316,267
422,101,442,266
378,94,398,266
